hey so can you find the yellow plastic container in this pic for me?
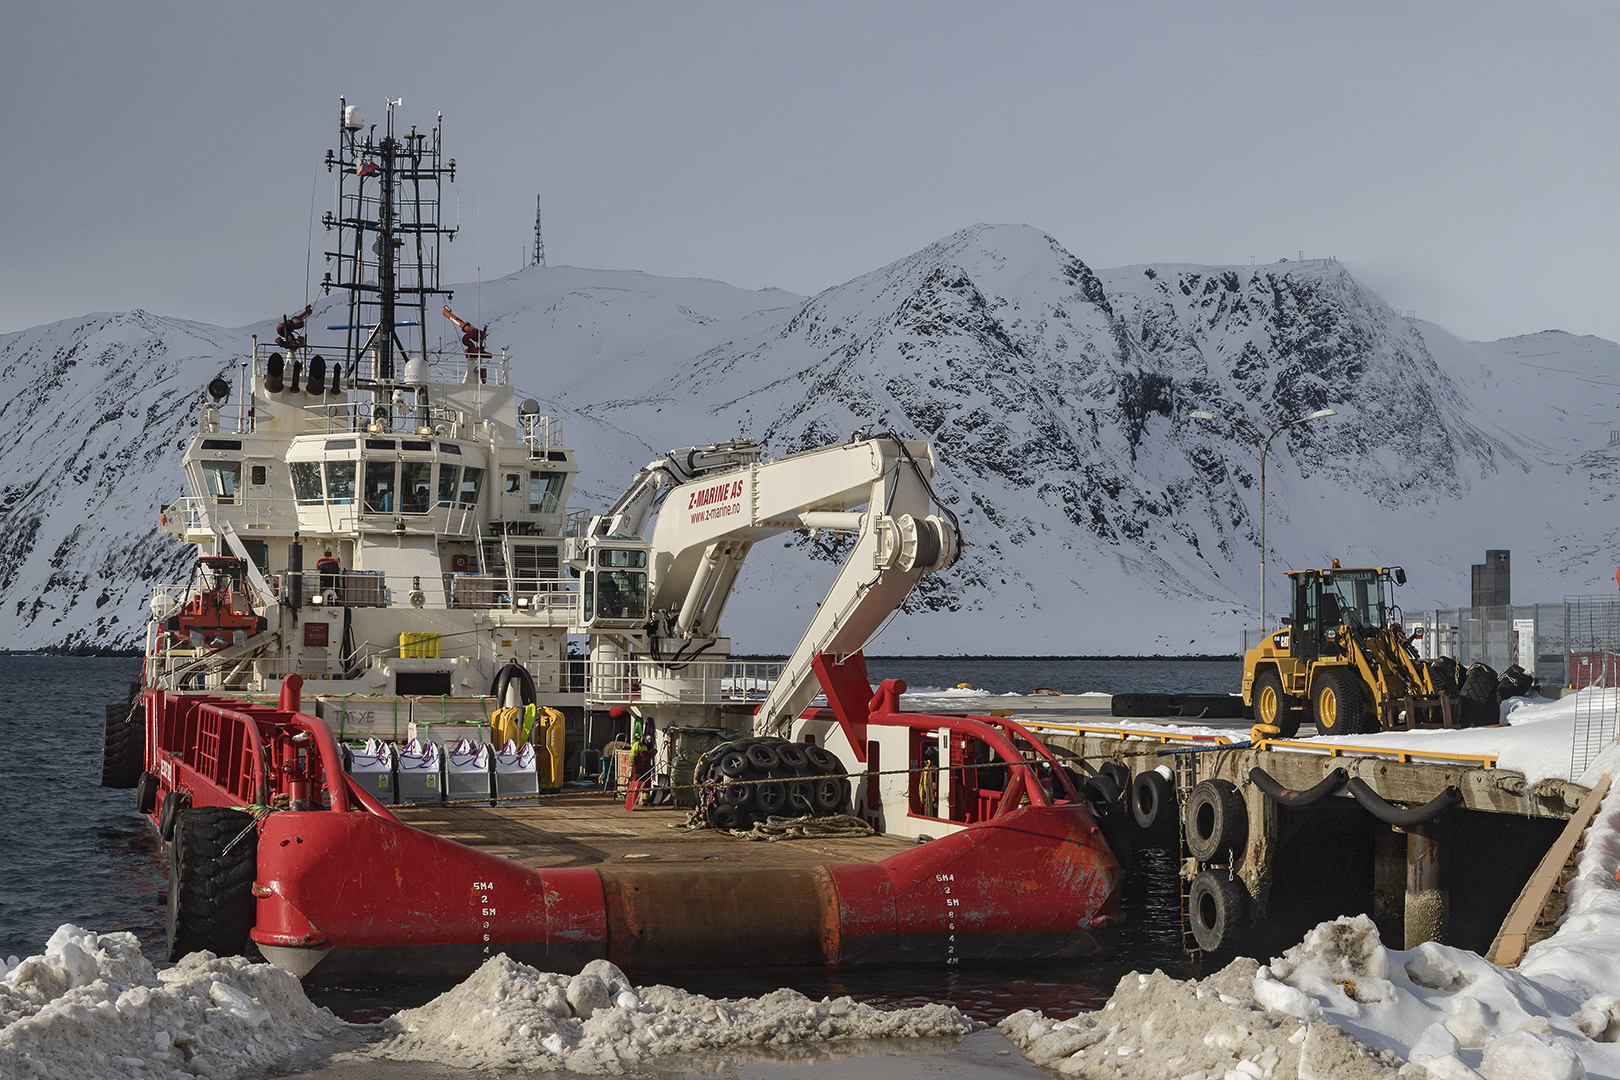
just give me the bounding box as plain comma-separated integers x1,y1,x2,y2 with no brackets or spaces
399,632,442,659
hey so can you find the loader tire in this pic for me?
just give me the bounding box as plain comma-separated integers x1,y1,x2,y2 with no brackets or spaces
1497,664,1534,703
1313,668,1373,736
1111,694,1176,718
1251,670,1301,739
1427,657,1461,697
1459,663,1499,727
1184,779,1247,862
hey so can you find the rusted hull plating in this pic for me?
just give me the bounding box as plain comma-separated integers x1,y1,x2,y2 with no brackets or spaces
251,798,1122,985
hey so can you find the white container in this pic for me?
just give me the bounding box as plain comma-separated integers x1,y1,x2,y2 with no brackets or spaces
493,739,540,803
346,738,399,805
397,738,444,804
445,738,494,802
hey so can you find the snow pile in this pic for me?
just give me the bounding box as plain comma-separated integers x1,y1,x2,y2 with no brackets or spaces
999,955,1402,1079
372,955,980,1073
0,925,350,1080
1006,779,1620,1079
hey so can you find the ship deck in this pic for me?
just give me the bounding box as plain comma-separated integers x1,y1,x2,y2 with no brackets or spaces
391,793,915,872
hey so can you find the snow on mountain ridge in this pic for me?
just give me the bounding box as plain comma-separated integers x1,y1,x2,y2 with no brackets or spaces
1,227,1613,654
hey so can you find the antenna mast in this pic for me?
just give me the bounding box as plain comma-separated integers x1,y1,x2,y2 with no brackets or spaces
533,194,546,267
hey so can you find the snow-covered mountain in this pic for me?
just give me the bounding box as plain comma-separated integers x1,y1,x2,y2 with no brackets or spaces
4,226,1618,654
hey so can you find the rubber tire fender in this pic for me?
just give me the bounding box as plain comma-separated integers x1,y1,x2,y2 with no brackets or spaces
785,779,815,815
774,743,810,773
1099,761,1131,793
100,701,143,789
745,743,782,772
135,772,160,816
755,780,787,816
1130,769,1175,830
1313,668,1373,736
158,791,191,843
812,777,849,814
1252,669,1301,739
1184,779,1247,862
1079,772,1123,822
1188,868,1248,953
166,806,257,961
718,749,754,779
803,746,842,775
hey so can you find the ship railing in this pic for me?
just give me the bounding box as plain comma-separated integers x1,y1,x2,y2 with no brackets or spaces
166,494,286,533
276,570,578,613
296,401,470,439
583,658,782,706
447,574,578,613
563,509,594,539
156,696,273,807
197,402,253,436
280,570,390,608
522,414,564,454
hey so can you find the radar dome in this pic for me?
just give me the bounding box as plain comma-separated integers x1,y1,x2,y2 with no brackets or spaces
343,105,364,131
518,398,541,416
401,357,430,385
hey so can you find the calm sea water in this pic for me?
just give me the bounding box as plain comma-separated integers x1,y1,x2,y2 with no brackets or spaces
0,654,1213,1021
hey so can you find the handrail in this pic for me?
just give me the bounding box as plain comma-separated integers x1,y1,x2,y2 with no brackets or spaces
192,702,272,807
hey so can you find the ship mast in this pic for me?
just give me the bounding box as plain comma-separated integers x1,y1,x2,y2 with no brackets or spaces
323,97,457,389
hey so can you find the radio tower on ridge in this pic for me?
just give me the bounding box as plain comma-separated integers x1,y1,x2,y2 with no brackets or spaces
533,195,545,267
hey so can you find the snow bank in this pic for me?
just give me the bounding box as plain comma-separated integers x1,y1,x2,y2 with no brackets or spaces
0,925,350,1080
1006,776,1620,1079
1313,690,1604,784
999,955,1402,1079
373,954,981,1073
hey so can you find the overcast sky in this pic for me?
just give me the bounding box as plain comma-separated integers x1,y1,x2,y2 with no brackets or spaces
3,1,1617,343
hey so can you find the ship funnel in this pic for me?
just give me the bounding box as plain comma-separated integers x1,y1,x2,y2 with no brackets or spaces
265,352,285,393
343,105,364,131
307,355,326,395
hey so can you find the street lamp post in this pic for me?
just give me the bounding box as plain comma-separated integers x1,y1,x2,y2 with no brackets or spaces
1188,407,1337,637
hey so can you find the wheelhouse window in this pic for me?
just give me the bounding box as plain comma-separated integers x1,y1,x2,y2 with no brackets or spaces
529,470,565,513
201,462,240,504
325,460,357,505
437,463,461,507
458,466,484,507
401,461,433,514
290,461,324,505
364,461,396,513
587,548,648,621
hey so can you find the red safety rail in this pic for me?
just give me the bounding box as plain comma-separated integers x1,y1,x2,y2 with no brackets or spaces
148,675,379,816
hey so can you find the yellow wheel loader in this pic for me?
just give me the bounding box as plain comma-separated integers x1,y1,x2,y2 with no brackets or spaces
1241,564,1460,738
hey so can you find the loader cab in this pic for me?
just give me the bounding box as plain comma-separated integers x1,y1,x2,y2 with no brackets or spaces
572,537,651,630
1288,566,1399,660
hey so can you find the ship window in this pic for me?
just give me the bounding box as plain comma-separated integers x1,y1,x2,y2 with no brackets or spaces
583,572,593,620
594,569,647,621
243,539,269,573
290,461,324,505
401,461,433,514
599,548,647,569
437,463,461,507
529,471,565,513
325,460,356,505
439,442,462,455
458,466,484,507
364,461,397,513
249,465,267,486
401,439,432,451
327,438,357,450
547,450,568,462
202,462,240,504
365,439,396,451
201,439,243,450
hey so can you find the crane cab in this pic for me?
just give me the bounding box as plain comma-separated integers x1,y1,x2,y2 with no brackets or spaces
569,536,651,630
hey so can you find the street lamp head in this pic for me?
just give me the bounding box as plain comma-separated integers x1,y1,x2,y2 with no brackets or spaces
1307,408,1337,419
1189,410,1216,420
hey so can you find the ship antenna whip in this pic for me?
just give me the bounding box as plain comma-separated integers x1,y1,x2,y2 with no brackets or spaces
304,173,318,307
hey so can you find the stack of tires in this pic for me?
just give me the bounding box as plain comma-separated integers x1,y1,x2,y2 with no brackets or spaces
696,737,852,831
